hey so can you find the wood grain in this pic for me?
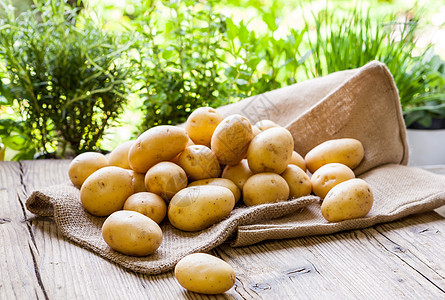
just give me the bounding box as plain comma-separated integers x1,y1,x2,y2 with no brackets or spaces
0,162,46,300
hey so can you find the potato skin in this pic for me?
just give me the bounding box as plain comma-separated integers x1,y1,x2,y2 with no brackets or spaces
189,178,241,203
211,114,253,166
281,165,312,198
175,253,236,294
128,125,189,173
177,145,220,181
289,151,306,172
145,162,188,202
101,210,162,256
123,192,167,224
221,159,253,191
185,107,224,147
168,186,235,231
321,178,373,222
68,152,108,188
127,170,147,193
305,138,365,174
108,140,134,169
247,127,294,174
311,163,355,199
243,173,290,206
80,166,133,216
254,119,280,131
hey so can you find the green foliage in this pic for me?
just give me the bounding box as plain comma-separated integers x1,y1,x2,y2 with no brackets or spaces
0,0,129,158
304,7,445,127
132,0,307,131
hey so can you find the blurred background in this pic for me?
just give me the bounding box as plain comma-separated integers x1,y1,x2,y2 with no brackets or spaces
0,0,444,160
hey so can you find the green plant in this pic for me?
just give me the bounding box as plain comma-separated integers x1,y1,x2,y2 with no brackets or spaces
0,0,129,159
304,7,445,127
132,0,307,131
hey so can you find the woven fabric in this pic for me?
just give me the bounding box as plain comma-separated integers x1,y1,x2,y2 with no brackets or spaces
26,61,445,275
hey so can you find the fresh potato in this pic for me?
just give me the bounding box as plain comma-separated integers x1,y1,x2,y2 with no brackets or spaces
175,253,236,294
321,178,373,222
252,125,261,137
108,140,134,169
221,159,253,191
185,107,224,147
211,114,253,166
243,173,290,206
189,178,241,203
305,138,365,174
289,151,306,172
254,119,280,131
127,170,147,193
281,165,312,198
168,186,235,231
171,138,195,164
247,127,294,174
68,152,108,188
128,125,189,173
80,166,133,216
311,163,355,199
123,192,167,224
102,210,162,256
145,162,187,202
177,145,220,181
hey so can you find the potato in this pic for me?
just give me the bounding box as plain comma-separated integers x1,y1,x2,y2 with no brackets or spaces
321,178,373,222
185,107,224,147
254,119,280,131
102,210,162,256
175,253,236,294
305,138,365,174
171,138,195,164
80,166,133,216
128,125,189,173
252,125,261,137
127,170,147,193
68,152,108,188
189,178,241,203
108,140,134,169
177,145,220,181
289,151,306,172
311,163,355,199
168,186,235,231
243,173,290,206
123,192,167,224
211,114,253,166
247,127,294,174
145,162,188,202
221,159,253,191
281,165,312,198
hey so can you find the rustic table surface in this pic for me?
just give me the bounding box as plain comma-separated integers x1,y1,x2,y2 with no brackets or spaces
1,160,445,300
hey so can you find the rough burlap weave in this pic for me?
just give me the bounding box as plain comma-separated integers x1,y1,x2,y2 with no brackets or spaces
26,61,445,275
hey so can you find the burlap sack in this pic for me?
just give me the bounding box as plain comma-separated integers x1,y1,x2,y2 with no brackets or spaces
26,61,445,275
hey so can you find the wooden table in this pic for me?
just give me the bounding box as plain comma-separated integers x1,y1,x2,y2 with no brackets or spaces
1,160,445,299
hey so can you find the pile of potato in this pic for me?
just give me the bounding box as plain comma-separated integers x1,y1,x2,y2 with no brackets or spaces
68,106,374,294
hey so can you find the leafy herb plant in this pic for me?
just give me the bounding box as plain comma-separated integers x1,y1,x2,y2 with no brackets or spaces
0,0,129,159
304,7,445,127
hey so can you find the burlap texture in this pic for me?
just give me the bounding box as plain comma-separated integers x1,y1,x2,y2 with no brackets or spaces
26,61,445,275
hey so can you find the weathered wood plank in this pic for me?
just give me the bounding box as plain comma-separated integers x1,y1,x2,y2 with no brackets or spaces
371,212,445,291
216,217,445,299
0,161,46,300
20,160,239,299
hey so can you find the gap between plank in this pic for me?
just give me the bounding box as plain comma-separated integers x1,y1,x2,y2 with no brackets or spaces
373,227,445,294
16,161,50,300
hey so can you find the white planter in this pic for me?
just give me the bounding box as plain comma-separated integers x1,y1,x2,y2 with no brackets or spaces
406,129,445,166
